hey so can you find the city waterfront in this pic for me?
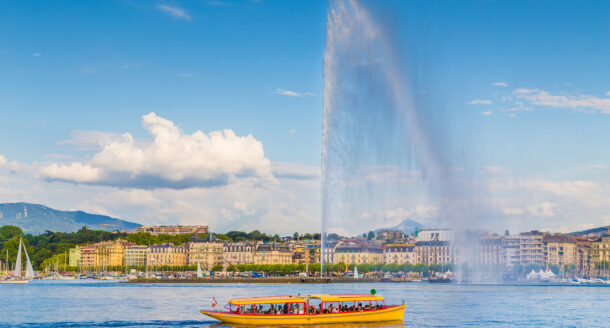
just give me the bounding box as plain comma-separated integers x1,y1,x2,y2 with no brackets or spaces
1,281,608,327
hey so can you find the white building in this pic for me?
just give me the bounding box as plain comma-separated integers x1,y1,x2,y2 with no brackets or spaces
383,244,416,265
417,229,453,242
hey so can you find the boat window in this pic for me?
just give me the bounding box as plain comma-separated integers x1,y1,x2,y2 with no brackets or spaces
243,304,255,314
308,298,322,314
294,303,304,314
339,301,354,312
255,304,272,314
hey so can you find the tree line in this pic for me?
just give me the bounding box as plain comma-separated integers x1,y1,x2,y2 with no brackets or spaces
0,225,321,270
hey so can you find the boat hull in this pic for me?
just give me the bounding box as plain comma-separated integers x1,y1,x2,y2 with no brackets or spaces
201,305,405,325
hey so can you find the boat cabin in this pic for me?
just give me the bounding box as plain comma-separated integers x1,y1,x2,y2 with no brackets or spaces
225,294,387,316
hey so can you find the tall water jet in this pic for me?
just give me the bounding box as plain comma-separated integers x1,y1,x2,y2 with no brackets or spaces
321,0,490,281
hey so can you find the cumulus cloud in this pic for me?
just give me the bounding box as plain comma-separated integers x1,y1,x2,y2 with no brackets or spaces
60,130,125,150
482,111,492,116
156,4,192,21
469,99,492,105
41,113,274,189
513,88,610,114
275,88,315,97
289,129,296,135
32,53,41,57
493,81,508,87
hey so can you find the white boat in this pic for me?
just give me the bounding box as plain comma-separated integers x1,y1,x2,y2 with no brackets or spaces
197,262,203,278
1,238,35,285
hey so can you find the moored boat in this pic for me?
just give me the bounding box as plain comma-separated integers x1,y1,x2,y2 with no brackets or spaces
201,294,405,325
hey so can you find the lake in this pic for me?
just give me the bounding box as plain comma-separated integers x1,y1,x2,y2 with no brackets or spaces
0,280,608,327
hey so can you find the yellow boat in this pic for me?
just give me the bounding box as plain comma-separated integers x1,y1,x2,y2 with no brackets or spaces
200,294,405,325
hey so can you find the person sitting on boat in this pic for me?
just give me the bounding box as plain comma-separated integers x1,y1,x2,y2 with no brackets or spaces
332,305,339,314
357,303,363,312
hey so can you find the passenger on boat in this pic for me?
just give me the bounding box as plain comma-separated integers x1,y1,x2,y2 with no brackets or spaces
357,303,363,312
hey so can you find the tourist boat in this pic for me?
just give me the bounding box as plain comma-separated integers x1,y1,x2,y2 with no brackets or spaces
1,238,35,285
200,294,405,325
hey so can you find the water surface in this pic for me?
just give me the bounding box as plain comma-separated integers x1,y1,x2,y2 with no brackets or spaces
0,280,608,327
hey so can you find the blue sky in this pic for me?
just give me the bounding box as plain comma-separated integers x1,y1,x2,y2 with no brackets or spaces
1,0,609,234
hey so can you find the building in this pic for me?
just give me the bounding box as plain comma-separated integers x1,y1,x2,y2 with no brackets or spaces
376,230,405,241
479,236,504,265
223,242,255,265
502,235,520,268
125,245,148,267
80,244,97,268
383,243,416,265
415,241,452,265
147,244,188,267
574,237,593,274
592,236,610,266
136,225,209,235
254,243,292,265
333,244,384,265
188,234,224,270
519,231,544,266
417,229,453,242
95,239,134,268
292,245,311,265
543,234,577,267
69,246,81,267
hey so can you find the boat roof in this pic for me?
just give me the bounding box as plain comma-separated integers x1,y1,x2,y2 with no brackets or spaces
228,294,384,305
229,296,306,305
307,294,385,302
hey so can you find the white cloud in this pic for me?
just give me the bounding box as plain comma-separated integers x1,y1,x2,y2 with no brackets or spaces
60,130,125,150
271,162,319,180
32,53,41,57
509,113,516,118
469,99,492,105
41,113,274,189
492,81,508,87
289,129,296,135
275,88,315,97
606,91,610,97
156,4,192,21
513,88,610,114
178,73,196,77
482,111,492,116
0,155,6,167
481,166,511,175
505,101,532,112
527,202,556,217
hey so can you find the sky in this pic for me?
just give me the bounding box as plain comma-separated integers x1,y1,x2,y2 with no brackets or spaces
1,0,609,235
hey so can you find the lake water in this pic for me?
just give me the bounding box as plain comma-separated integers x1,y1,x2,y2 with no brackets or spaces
0,280,608,327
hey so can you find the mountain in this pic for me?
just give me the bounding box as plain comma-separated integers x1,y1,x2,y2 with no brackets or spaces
0,202,141,234
375,218,425,237
567,226,610,237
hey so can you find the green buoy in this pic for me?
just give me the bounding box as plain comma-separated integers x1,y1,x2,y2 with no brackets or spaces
370,289,376,295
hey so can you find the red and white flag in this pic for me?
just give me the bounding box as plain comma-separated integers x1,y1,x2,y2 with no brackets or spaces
212,297,218,308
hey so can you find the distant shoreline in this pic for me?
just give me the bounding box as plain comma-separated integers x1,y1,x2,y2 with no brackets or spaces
123,277,417,284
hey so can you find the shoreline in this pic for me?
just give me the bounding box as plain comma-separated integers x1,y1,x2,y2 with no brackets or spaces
123,277,418,284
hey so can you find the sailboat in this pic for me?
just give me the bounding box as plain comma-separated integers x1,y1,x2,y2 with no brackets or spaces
1,238,35,284
197,262,204,278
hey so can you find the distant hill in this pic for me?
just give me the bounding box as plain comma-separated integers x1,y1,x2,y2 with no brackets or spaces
375,218,425,237
0,202,141,234
567,226,610,237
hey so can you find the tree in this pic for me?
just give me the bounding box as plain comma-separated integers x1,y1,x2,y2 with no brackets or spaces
211,264,223,272
293,232,300,240
367,231,375,240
